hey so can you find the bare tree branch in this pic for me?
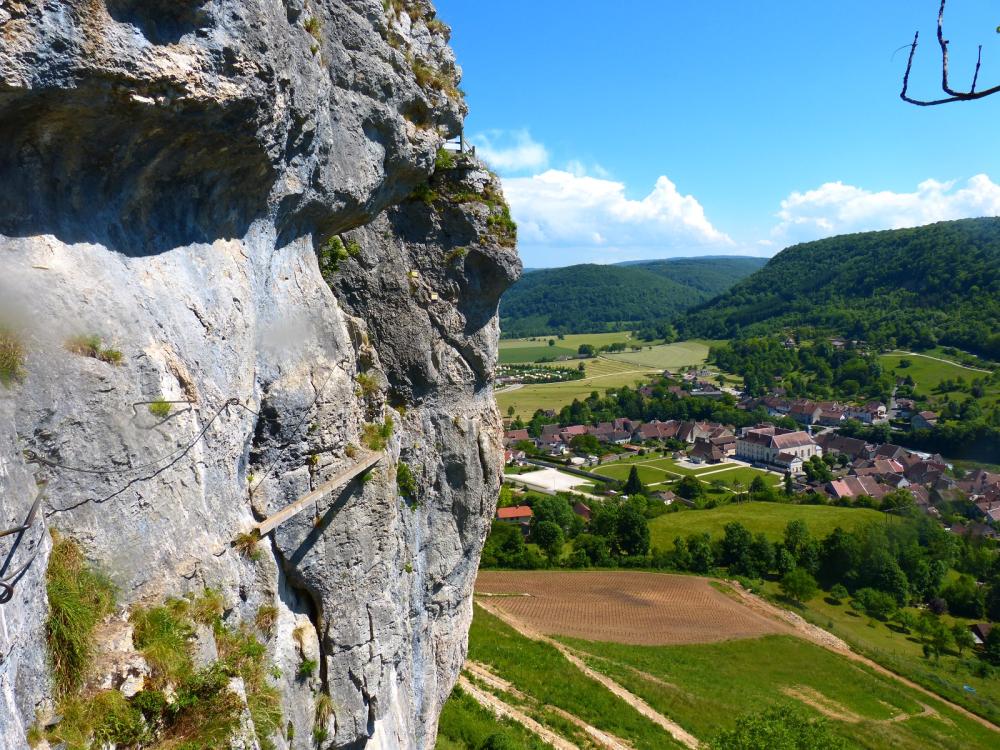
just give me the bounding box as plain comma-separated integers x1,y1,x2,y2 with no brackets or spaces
900,0,1000,106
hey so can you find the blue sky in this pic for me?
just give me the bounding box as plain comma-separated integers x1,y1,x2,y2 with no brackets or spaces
434,0,1000,267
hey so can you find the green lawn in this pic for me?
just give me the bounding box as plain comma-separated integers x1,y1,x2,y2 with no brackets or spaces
563,634,1000,750
695,466,784,489
463,605,684,749
603,339,721,370
760,580,1000,725
649,502,890,547
593,462,675,485
595,457,781,490
880,352,999,409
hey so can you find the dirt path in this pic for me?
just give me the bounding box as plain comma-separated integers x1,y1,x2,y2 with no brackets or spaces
457,675,577,750
475,597,702,749
727,583,1000,735
465,661,634,750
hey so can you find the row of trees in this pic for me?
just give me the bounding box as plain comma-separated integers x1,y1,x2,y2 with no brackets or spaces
507,379,800,439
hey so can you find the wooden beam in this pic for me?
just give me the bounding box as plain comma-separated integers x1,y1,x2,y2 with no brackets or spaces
256,453,381,536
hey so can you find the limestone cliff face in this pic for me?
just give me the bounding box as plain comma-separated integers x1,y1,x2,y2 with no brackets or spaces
0,1,520,748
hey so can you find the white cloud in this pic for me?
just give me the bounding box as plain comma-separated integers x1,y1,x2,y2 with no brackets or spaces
502,170,734,266
773,174,1000,245
470,129,549,173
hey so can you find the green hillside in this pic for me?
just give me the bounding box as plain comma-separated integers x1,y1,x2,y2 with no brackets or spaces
677,218,1000,360
500,256,767,337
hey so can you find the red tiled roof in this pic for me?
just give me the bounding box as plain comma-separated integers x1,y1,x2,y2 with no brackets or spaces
496,505,533,520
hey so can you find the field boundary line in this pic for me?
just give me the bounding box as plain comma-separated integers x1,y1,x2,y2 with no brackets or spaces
457,674,578,750
728,582,1000,735
475,598,702,749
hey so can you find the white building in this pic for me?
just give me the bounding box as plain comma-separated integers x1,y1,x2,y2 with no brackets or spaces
736,426,821,474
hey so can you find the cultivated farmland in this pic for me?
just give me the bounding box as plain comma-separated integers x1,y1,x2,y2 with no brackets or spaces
496,357,661,417
603,339,719,370
474,570,789,645
451,571,1000,750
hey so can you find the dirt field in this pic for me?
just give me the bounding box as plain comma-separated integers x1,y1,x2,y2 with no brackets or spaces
475,571,791,645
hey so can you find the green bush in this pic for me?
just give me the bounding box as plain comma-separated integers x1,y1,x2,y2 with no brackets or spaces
297,658,318,679
487,204,517,247
356,372,380,399
361,416,394,451
397,461,418,498
710,705,846,749
148,399,172,418
303,16,322,40
45,533,117,695
318,235,351,278
435,147,457,172
0,326,25,386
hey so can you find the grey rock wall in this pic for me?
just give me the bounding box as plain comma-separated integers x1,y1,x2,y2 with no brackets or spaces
0,1,518,747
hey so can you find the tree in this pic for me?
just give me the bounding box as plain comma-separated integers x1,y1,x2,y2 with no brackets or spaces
722,522,754,571
901,0,1000,107
983,628,1000,666
616,504,650,557
818,527,861,588
852,588,897,621
986,579,1000,622
569,433,601,455
941,574,985,619
748,533,775,578
783,521,811,561
578,344,595,357
952,623,975,656
574,533,612,567
623,466,646,497
780,568,818,604
710,705,846,750
531,496,576,535
829,583,849,603
775,546,796,577
685,533,714,573
533,521,564,561
896,609,917,634
675,475,704,501
547,339,555,347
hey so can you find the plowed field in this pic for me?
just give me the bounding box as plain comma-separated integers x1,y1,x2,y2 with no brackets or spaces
475,571,790,645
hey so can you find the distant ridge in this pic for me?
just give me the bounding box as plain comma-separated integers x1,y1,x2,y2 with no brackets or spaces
500,256,766,337
676,217,1000,359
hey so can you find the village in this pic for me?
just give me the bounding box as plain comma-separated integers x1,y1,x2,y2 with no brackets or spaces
499,367,1000,536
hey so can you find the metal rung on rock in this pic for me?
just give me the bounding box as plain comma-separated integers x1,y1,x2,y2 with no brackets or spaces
256,453,381,536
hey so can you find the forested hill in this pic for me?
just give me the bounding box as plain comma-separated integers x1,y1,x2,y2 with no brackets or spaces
677,218,1000,359
499,256,766,337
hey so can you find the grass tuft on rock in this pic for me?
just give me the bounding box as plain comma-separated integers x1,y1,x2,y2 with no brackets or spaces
148,398,172,418
65,334,123,366
0,326,25,387
45,533,117,696
361,416,394,451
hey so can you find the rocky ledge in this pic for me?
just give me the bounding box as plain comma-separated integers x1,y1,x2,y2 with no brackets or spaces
0,1,519,748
